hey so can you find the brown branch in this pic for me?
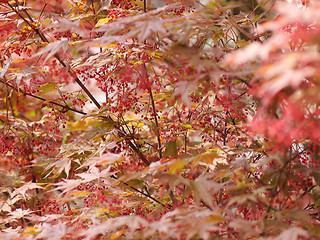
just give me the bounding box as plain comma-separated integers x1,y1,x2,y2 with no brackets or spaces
143,0,147,12
223,116,227,146
110,174,171,209
149,89,162,159
0,78,86,115
116,126,150,166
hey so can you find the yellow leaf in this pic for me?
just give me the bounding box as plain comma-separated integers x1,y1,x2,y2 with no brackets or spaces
37,82,57,94
67,118,103,131
127,120,145,128
180,123,193,129
204,215,225,222
98,207,109,216
103,43,117,50
192,152,219,167
24,226,39,235
65,191,92,198
110,229,125,240
202,152,221,164
213,170,229,181
96,157,125,167
121,192,134,196
168,158,188,174
95,17,113,28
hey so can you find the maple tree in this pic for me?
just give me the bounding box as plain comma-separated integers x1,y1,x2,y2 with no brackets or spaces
0,0,320,239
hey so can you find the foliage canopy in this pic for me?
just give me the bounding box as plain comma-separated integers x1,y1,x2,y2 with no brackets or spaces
0,0,320,239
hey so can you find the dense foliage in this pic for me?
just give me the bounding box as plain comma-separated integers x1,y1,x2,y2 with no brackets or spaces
0,0,319,239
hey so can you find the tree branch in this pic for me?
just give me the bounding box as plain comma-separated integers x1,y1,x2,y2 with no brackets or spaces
0,78,86,115
149,89,162,159
110,175,171,209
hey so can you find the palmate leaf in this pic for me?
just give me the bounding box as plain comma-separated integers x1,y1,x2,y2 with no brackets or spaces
228,219,260,238
0,228,20,240
191,173,222,210
0,59,12,78
147,208,222,240
227,194,258,206
172,81,197,107
192,150,227,170
34,143,102,178
78,152,124,169
33,38,69,63
49,18,82,33
76,165,114,183
35,222,68,240
80,216,148,240
167,158,188,174
130,18,167,42
192,179,214,209
9,67,40,88
95,4,176,44
8,208,34,220
53,179,83,195
11,182,44,200
43,157,72,178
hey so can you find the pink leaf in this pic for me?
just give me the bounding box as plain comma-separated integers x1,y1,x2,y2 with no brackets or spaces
12,182,43,200
35,222,67,240
173,81,196,107
54,179,82,195
274,227,309,240
33,38,69,63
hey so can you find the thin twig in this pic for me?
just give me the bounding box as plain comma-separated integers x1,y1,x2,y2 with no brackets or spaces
0,78,86,115
215,0,254,40
223,116,227,146
110,175,171,209
6,85,15,117
39,3,47,19
103,117,151,167
227,12,254,40
149,89,162,159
